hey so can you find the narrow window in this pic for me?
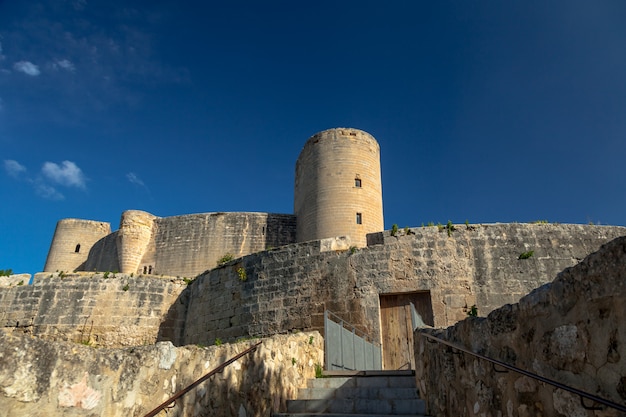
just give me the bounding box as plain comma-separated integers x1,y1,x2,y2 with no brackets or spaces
262,226,266,235
148,265,153,274
143,266,147,274
356,213,362,224
74,244,81,253
355,178,362,188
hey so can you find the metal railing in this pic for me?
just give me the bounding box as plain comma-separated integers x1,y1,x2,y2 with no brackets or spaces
143,341,262,417
418,331,626,413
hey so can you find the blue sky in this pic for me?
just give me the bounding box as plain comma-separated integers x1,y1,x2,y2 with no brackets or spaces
2,1,625,275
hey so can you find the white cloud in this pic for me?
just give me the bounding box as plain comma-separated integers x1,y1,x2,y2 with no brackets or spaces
35,182,64,200
3,159,27,178
41,161,86,189
126,172,145,187
13,61,40,76
54,59,75,72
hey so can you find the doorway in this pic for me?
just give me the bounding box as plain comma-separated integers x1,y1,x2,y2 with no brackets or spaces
379,292,434,370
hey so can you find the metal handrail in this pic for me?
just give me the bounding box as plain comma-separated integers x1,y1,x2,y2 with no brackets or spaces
418,331,626,413
143,341,262,417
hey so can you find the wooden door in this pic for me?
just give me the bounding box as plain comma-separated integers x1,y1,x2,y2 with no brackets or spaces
380,292,434,370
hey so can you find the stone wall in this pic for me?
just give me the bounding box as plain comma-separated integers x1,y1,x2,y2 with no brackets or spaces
0,273,187,347
3,223,625,351
184,224,626,346
149,212,296,277
0,330,323,417
414,236,626,417
49,211,297,278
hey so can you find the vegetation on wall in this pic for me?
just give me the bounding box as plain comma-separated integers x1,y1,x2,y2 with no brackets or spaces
217,254,234,266
0,269,13,277
519,250,534,260
237,267,247,281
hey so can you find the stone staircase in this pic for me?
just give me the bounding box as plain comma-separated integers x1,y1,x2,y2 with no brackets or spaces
274,370,427,417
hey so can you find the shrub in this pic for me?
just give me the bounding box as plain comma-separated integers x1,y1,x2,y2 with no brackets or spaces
391,224,398,236
237,267,247,281
217,254,234,266
518,250,534,260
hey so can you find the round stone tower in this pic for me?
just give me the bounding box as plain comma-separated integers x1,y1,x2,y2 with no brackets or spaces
294,128,384,247
44,219,111,273
116,210,156,274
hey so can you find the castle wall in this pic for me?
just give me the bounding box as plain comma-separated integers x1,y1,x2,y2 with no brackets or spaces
183,223,626,347
0,330,323,417
294,128,384,247
3,224,624,351
149,212,296,277
64,212,296,278
43,219,111,273
0,273,187,347
414,236,626,417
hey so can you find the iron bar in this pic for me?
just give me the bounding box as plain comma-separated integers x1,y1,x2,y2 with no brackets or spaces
143,341,262,417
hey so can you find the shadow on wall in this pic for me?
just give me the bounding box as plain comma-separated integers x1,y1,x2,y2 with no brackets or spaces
157,285,191,346
264,213,297,250
81,232,120,273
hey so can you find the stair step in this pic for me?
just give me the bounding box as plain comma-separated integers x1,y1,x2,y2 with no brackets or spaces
274,414,426,417
286,398,426,415
298,386,419,400
308,376,417,389
277,371,426,416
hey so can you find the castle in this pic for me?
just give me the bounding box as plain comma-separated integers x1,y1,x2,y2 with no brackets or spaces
2,127,626,416
43,127,384,278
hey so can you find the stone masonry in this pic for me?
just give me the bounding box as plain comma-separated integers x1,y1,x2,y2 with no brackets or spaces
0,330,324,417
415,236,626,417
4,223,623,350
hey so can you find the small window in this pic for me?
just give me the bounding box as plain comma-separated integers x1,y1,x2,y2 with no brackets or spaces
355,178,362,188
143,266,147,274
74,244,81,253
356,213,362,224
148,265,153,274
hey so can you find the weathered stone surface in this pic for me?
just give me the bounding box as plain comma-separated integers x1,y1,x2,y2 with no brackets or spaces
0,273,187,348
0,330,323,417
0,274,30,287
415,236,626,417
2,223,625,351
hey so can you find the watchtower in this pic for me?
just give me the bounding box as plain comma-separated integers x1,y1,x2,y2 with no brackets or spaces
44,219,111,273
294,128,384,247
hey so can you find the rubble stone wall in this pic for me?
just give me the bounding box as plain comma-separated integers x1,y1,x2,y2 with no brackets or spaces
0,330,323,417
415,236,626,417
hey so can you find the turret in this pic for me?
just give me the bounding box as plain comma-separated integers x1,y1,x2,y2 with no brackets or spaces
294,128,384,247
44,219,111,273
116,210,156,274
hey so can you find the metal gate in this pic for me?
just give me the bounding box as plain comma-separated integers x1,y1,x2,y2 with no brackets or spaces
324,310,382,370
